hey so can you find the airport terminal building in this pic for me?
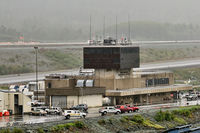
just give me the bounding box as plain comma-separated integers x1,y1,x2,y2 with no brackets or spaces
44,46,192,108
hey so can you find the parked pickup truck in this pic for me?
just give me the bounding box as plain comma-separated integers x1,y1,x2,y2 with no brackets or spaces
45,107,62,115
99,106,121,116
126,104,139,112
64,110,86,119
115,105,133,113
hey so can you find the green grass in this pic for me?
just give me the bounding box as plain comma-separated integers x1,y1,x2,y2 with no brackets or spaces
131,115,145,124
37,128,45,133
0,65,32,75
43,50,82,69
154,110,175,122
172,105,200,117
98,119,106,125
0,128,24,133
140,45,200,63
120,115,165,129
174,117,187,125
143,120,165,129
0,86,9,90
154,106,200,126
50,121,85,132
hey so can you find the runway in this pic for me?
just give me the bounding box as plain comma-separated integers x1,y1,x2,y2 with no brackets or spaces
0,58,200,84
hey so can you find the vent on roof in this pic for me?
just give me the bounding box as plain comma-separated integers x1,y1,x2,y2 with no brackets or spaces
86,80,94,87
76,80,85,87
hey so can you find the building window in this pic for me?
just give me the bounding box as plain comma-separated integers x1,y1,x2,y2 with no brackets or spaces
146,78,169,87
48,82,52,88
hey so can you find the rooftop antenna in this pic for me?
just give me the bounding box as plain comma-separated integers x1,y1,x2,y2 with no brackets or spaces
89,15,92,45
115,16,118,44
128,14,131,44
103,16,105,40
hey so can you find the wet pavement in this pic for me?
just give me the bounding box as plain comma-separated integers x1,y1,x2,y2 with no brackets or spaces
0,114,64,127
0,98,199,127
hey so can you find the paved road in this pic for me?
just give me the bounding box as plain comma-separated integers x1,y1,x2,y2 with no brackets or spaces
135,58,200,71
0,69,79,84
1,40,200,48
1,58,200,84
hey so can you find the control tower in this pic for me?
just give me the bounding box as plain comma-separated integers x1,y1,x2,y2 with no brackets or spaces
83,46,140,90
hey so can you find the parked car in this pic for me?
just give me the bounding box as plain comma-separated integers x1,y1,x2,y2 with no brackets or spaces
64,110,86,119
45,107,62,115
70,104,88,112
31,109,47,116
126,104,139,112
186,94,198,101
115,105,133,113
99,106,121,116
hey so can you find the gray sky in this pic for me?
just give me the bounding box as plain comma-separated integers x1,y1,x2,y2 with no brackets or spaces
0,0,200,30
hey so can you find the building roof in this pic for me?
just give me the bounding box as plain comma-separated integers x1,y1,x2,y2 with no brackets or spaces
133,70,172,75
0,89,19,93
84,45,138,48
106,84,193,96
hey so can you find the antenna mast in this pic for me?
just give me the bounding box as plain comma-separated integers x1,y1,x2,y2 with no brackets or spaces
116,16,118,44
89,15,92,45
103,16,105,40
128,14,131,43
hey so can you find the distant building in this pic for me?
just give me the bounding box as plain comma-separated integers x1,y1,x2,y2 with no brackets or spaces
45,74,105,108
0,90,31,114
44,46,192,108
28,81,45,102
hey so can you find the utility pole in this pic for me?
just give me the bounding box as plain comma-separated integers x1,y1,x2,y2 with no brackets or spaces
146,79,149,105
34,46,38,102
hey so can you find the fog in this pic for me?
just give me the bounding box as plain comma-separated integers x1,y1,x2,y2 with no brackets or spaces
0,0,200,41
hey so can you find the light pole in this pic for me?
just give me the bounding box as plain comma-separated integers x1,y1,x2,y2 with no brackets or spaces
34,46,38,102
146,79,149,105
80,87,83,104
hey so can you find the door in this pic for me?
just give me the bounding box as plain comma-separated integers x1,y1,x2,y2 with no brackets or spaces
51,96,67,108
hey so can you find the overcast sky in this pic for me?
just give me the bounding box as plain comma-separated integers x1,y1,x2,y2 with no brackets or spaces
0,0,200,30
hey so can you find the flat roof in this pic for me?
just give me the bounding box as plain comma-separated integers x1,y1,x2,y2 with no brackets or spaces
133,70,172,75
0,89,18,93
106,84,193,96
84,45,139,48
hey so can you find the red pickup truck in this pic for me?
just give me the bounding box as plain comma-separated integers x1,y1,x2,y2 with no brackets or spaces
115,105,133,113
126,104,139,112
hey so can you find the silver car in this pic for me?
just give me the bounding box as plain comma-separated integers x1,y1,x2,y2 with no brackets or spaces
99,106,121,116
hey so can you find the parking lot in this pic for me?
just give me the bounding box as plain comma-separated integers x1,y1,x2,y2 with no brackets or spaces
0,98,199,128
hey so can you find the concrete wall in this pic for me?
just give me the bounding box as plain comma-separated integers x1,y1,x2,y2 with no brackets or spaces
22,94,32,113
67,95,103,108
45,79,71,89
79,95,102,107
94,69,174,90
0,92,31,114
48,94,103,108
67,96,78,108
0,92,5,112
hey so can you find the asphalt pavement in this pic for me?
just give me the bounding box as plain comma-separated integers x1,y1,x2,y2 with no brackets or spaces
1,58,200,84
0,98,199,128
